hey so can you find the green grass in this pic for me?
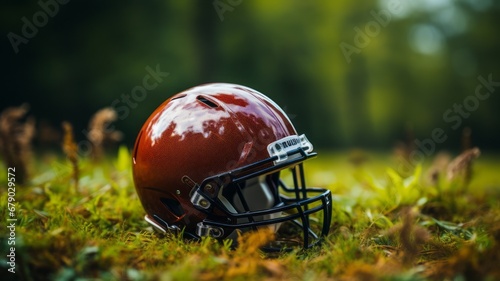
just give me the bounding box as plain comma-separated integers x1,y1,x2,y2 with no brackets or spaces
1,148,500,280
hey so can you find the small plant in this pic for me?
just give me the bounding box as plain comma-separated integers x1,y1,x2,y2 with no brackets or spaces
87,107,122,160
446,147,481,185
62,121,79,192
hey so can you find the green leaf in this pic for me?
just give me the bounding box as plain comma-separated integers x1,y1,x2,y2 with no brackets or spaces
115,145,131,172
432,218,474,240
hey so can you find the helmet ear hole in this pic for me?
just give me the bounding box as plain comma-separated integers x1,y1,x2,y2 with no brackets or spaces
266,172,281,202
161,198,185,217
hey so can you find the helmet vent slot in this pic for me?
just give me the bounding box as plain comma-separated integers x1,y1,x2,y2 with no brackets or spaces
161,198,185,217
197,96,219,108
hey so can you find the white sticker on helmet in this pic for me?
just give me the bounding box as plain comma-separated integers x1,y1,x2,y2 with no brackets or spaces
267,134,313,163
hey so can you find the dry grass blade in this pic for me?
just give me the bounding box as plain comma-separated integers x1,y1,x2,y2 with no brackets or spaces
216,228,286,280
446,147,481,183
426,151,451,186
87,107,123,160
385,207,430,266
0,103,35,183
62,121,79,192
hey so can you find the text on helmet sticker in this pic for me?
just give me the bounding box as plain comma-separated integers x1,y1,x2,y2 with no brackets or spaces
267,134,313,163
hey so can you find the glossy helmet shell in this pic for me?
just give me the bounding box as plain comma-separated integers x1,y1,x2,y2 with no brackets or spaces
132,83,331,245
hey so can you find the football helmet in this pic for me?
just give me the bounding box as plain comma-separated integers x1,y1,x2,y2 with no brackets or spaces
132,83,332,250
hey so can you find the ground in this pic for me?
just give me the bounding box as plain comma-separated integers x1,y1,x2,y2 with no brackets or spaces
1,148,500,281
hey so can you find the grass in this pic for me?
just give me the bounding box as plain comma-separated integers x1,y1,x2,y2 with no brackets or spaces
1,147,500,280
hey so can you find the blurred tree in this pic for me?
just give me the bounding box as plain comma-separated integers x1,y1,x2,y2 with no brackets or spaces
1,0,499,150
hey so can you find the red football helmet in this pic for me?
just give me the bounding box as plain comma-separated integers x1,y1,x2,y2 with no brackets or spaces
132,83,332,250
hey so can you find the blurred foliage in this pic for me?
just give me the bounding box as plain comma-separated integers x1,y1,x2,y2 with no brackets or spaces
1,0,500,149
1,148,500,280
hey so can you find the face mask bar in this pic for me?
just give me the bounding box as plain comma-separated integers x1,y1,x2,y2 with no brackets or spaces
192,146,333,250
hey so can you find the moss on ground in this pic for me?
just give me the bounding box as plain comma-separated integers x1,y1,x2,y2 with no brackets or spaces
1,148,500,280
